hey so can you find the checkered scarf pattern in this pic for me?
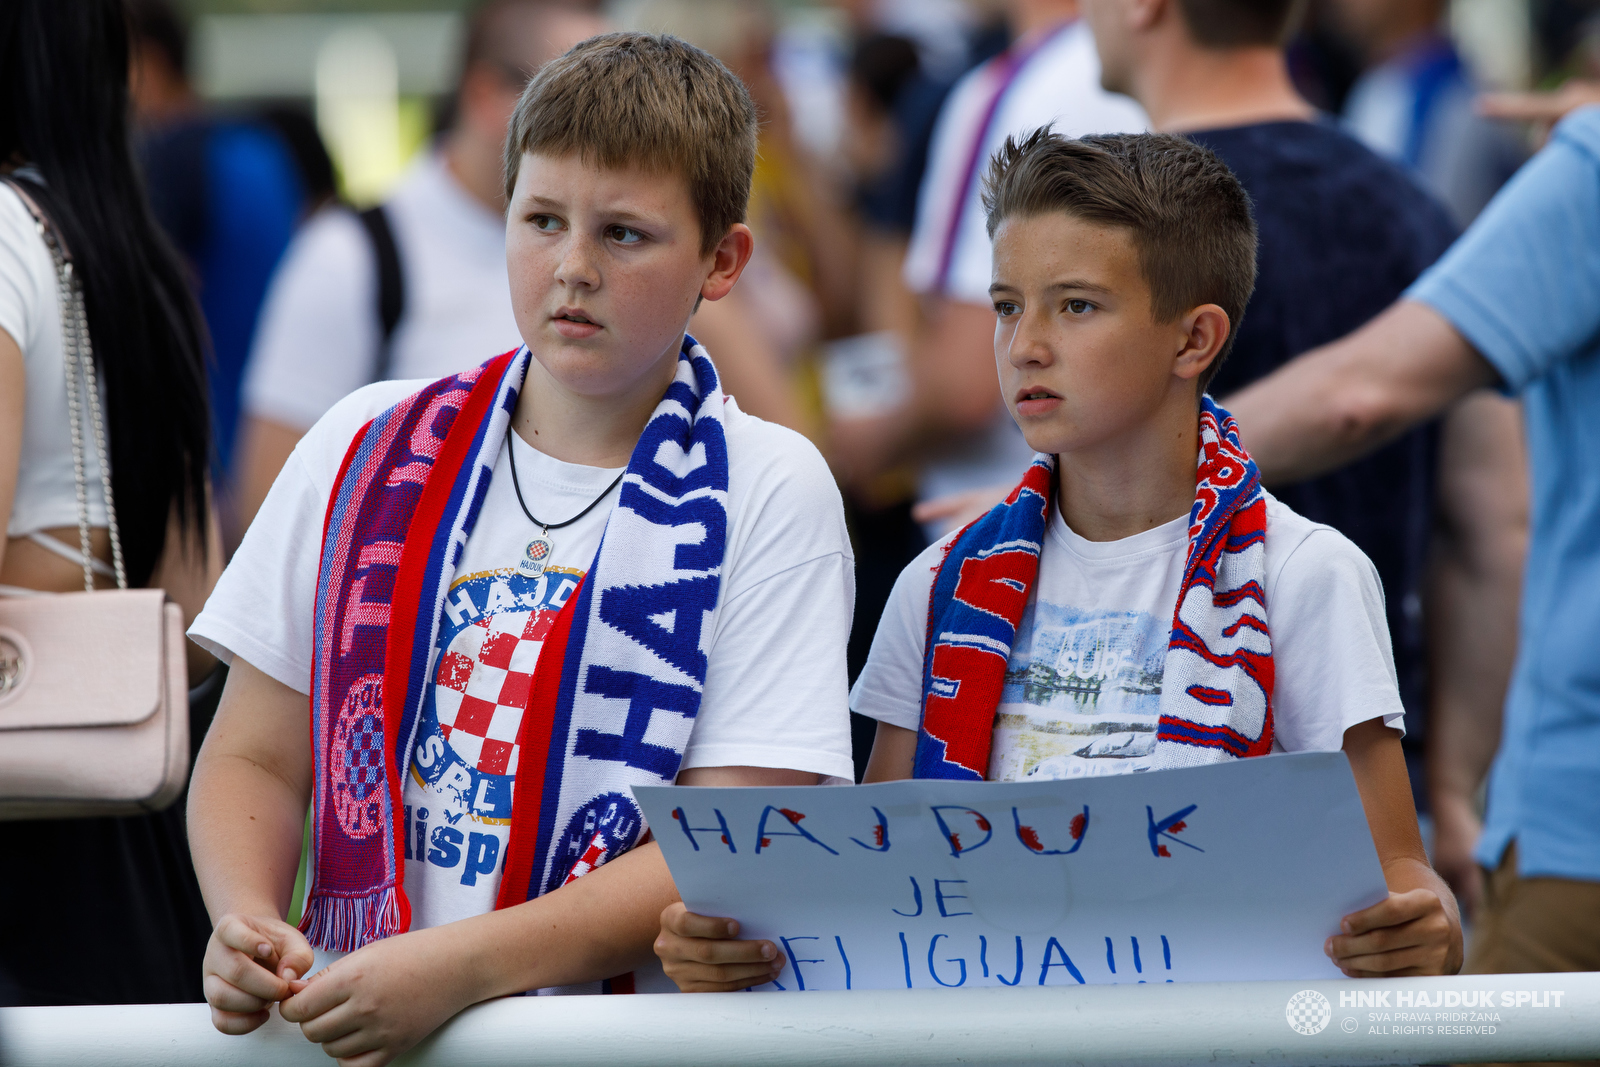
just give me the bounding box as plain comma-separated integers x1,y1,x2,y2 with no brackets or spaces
914,397,1274,780
303,339,729,952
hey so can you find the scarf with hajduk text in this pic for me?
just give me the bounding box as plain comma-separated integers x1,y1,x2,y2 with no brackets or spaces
914,396,1274,780
303,338,729,951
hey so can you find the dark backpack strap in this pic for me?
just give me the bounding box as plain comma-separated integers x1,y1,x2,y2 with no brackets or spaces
356,204,405,382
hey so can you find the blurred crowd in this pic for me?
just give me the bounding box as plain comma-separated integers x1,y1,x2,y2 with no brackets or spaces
142,0,1576,825
6,0,1600,1017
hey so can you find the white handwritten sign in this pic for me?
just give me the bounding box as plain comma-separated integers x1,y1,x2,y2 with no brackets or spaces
634,751,1387,991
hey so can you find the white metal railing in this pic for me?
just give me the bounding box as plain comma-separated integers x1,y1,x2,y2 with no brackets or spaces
2,971,1596,1066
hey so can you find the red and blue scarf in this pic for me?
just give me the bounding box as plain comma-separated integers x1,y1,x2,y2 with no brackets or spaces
915,397,1274,780
303,339,729,950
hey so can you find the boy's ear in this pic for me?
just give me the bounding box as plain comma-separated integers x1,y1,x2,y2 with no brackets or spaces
700,223,755,303
1128,0,1167,32
1172,303,1231,383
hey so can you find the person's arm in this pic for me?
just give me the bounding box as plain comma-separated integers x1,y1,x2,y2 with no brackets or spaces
1478,81,1600,142
1225,301,1495,486
282,764,814,1066
1424,392,1527,917
910,482,1010,532
194,656,825,1061
188,657,317,1034
1237,111,1600,482
0,327,22,577
1328,718,1463,977
864,720,916,783
829,297,999,489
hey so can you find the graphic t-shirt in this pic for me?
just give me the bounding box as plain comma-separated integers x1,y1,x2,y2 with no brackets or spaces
191,375,858,982
850,493,1406,779
402,433,620,925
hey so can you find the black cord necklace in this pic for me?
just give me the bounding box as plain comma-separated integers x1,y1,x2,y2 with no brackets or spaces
506,432,625,578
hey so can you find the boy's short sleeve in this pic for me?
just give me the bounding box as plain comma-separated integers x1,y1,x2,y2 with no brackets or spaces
1267,525,1407,753
678,416,858,783
189,380,419,693
1406,106,1600,391
848,537,948,732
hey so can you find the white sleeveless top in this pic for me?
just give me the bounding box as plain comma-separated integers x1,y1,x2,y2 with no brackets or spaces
0,179,110,539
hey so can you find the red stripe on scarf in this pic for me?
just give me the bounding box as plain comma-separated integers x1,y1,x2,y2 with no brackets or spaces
383,351,514,932
496,575,587,911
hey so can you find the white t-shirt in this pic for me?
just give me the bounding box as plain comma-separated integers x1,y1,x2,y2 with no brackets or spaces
850,493,1405,779
0,180,110,537
243,154,523,431
191,375,857,963
900,20,1147,507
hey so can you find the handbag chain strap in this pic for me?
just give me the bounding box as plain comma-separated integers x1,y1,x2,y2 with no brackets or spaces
3,177,127,592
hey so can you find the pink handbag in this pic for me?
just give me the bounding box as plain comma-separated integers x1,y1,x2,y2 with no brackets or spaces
0,178,190,819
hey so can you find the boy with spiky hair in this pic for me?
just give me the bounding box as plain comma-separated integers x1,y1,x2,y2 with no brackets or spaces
188,32,853,1062
657,130,1462,991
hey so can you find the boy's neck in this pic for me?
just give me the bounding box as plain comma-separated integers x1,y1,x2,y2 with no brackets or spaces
510,339,682,468
1054,396,1199,543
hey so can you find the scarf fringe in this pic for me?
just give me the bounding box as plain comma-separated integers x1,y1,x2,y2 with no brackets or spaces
300,888,400,953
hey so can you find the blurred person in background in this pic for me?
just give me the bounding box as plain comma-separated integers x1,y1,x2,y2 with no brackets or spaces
1331,0,1524,226
1081,0,1526,857
126,0,306,523
618,0,863,437
828,0,1146,538
832,29,942,773
1228,97,1600,1009
832,0,993,81
834,3,1012,345
0,0,221,1003
232,1,604,532
831,0,1012,300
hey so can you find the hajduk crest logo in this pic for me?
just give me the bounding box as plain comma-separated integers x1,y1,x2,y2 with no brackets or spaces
1286,989,1333,1035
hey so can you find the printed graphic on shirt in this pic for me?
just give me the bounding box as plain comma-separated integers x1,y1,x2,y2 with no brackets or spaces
989,600,1167,781
404,565,583,893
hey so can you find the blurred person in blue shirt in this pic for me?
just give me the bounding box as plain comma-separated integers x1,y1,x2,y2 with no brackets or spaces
1230,103,1600,985
126,0,305,493
1330,0,1524,226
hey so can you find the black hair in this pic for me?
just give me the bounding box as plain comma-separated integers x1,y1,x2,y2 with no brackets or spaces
0,0,210,587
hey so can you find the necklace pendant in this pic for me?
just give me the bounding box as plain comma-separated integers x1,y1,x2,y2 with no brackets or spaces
517,534,554,579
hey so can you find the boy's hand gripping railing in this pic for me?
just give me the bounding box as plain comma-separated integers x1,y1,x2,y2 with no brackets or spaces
2,972,1597,1066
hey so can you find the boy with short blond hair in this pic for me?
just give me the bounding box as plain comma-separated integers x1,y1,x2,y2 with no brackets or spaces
188,32,854,1062
656,129,1462,992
